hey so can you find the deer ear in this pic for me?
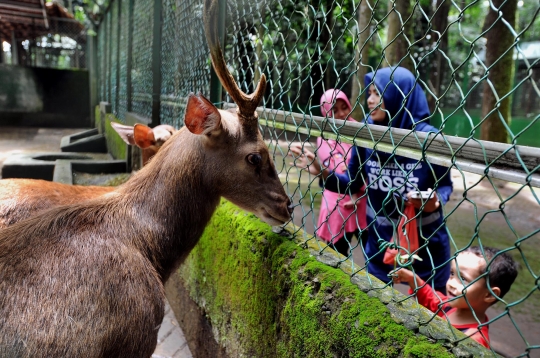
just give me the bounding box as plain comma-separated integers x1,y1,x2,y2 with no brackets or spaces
184,93,222,136
110,122,136,146
133,124,156,149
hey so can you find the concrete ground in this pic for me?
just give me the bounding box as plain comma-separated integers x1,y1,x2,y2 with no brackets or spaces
0,127,86,177
0,126,193,358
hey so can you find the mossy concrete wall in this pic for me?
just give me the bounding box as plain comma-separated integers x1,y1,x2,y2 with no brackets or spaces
166,201,496,358
0,65,90,127
94,105,127,160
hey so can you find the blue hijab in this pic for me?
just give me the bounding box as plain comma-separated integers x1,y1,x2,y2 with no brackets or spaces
364,67,432,132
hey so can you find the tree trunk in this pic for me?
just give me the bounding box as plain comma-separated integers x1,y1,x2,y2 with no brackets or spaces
480,0,518,143
384,0,413,71
350,0,372,120
427,0,450,111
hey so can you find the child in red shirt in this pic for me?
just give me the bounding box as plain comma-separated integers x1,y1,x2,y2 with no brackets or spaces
393,246,518,348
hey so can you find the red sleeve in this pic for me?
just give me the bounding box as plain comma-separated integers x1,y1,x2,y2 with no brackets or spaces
408,279,449,317
470,330,489,348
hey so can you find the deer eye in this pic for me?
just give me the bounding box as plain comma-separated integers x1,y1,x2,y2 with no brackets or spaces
246,153,262,166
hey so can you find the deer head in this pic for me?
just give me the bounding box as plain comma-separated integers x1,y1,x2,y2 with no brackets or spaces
175,0,291,226
111,122,177,166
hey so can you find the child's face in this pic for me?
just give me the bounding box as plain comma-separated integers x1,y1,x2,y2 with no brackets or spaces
446,252,492,309
331,99,350,120
367,84,386,122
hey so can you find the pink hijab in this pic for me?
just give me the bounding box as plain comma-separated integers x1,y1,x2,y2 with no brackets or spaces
320,89,355,121
316,89,367,243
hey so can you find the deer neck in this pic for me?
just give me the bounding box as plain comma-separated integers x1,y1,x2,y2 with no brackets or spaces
119,131,221,281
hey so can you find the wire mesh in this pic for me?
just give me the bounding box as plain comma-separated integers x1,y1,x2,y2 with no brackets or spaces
94,0,540,356
117,0,131,122
98,21,106,103
159,0,211,128
110,0,119,116
130,0,154,118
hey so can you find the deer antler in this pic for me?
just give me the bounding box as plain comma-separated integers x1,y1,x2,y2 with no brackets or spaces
203,0,266,122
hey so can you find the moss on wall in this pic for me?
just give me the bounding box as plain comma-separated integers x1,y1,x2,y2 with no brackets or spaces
103,114,127,160
173,201,494,357
94,105,101,133
94,106,128,160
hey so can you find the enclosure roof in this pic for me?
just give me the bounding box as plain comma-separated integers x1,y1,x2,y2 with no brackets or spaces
0,0,83,42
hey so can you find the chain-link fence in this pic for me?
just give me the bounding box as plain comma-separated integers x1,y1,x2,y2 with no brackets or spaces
94,0,540,356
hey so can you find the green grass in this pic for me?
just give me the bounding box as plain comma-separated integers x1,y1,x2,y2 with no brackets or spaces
431,108,540,148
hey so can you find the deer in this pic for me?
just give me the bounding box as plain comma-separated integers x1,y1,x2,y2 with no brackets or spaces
0,0,291,356
0,123,176,229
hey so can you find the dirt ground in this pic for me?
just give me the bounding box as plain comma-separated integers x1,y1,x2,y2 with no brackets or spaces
443,170,540,358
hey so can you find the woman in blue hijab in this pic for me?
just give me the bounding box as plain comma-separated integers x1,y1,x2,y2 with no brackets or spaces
291,67,453,292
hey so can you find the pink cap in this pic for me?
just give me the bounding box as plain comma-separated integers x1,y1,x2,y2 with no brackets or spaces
320,89,354,121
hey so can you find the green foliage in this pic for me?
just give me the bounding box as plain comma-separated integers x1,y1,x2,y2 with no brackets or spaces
231,0,538,122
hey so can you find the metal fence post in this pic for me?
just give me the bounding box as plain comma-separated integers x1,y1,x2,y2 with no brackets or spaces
116,0,122,116
126,0,134,113
107,12,112,103
88,24,99,127
209,0,226,107
151,0,163,126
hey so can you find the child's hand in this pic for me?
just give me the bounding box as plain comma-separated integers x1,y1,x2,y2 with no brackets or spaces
343,199,355,210
391,268,417,288
288,143,322,176
406,189,440,213
337,162,347,173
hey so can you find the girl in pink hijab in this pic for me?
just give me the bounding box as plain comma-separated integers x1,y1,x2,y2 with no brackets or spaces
317,89,367,257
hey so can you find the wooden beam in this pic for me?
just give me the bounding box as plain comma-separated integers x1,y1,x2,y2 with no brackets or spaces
0,14,45,26
0,0,41,10
0,9,48,18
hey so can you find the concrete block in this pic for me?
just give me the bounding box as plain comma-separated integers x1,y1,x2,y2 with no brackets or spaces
1,152,107,181
61,129,107,153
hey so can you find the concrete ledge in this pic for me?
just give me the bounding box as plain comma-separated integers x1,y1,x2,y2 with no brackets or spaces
60,129,107,153
53,160,127,184
166,201,498,358
98,102,112,134
1,152,109,180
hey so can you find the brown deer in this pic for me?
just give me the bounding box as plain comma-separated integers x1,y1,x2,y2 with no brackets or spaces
0,123,176,229
0,0,291,356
